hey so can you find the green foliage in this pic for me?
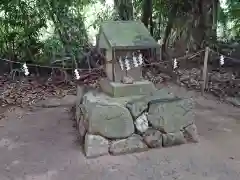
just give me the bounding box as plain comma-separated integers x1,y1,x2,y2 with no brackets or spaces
0,0,92,65
0,0,45,61
223,0,240,38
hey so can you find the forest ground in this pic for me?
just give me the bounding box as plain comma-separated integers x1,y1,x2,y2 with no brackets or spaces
0,83,240,180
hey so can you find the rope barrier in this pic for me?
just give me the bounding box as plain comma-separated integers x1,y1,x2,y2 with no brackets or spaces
0,49,205,71
0,57,103,71
0,47,238,80
209,48,240,63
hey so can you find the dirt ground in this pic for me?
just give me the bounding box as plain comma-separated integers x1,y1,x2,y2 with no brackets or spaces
0,83,240,180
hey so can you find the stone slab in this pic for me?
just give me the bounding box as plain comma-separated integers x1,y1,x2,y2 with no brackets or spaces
109,134,148,155
84,133,109,158
143,129,163,148
183,123,199,143
99,79,156,97
82,91,144,107
162,131,186,147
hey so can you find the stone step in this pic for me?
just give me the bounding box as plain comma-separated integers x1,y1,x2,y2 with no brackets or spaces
99,79,157,97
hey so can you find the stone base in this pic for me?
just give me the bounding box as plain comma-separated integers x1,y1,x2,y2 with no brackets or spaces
99,79,156,97
75,86,199,158
80,128,199,158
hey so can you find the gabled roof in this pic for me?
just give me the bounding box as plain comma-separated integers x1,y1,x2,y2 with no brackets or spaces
98,21,159,49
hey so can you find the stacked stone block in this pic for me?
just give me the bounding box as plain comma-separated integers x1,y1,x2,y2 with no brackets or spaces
75,87,199,158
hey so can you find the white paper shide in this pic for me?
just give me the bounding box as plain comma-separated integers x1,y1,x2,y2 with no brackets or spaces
74,69,80,80
22,63,29,76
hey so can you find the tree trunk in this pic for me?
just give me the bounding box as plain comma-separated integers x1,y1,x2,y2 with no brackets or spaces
141,0,153,29
211,0,219,43
162,3,178,57
162,0,218,57
192,0,216,48
114,0,133,20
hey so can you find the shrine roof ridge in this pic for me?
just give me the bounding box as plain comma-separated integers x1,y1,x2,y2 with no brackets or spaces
99,20,159,49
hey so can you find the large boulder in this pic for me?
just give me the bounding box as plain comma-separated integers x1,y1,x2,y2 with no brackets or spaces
147,98,194,133
82,102,135,139
109,134,148,155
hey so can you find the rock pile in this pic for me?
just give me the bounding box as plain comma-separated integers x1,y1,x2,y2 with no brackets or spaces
75,87,199,158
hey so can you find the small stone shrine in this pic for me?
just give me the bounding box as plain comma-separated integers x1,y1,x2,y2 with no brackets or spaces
97,20,160,82
75,21,199,158
96,21,161,97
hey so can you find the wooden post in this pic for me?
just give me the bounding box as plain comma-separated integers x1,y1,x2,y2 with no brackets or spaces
112,49,115,82
159,45,162,61
158,39,162,61
201,47,210,95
